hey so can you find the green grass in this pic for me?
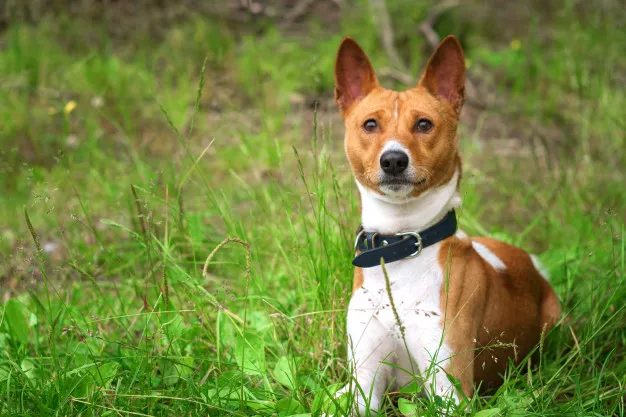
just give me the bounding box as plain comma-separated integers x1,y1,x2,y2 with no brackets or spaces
0,2,625,416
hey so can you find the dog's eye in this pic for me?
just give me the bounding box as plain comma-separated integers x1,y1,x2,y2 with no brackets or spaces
414,119,434,133
362,119,379,133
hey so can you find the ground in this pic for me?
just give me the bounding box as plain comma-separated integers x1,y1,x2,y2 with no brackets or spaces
0,1,624,416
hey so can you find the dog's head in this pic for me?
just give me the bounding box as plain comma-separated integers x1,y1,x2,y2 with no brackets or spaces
334,36,465,201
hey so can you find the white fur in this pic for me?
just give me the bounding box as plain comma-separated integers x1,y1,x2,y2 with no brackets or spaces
358,169,461,234
393,98,399,120
345,172,462,415
531,255,550,281
455,229,469,239
380,140,407,155
377,141,418,198
472,242,507,272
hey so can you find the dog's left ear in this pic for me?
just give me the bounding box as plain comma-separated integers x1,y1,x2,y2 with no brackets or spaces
418,35,466,116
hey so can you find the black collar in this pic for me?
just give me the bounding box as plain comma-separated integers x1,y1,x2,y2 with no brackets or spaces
352,210,457,268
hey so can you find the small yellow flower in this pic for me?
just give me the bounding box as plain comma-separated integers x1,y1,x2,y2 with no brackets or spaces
510,39,521,51
464,58,472,69
64,100,77,115
48,107,57,115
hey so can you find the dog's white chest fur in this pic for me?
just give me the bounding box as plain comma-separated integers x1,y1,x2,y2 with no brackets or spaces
347,243,451,391
343,171,462,408
350,243,443,334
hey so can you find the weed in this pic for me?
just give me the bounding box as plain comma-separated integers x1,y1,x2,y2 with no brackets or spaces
0,2,624,416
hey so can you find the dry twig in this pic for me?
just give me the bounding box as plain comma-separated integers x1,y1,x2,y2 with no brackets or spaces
283,0,316,27
368,0,408,73
200,237,252,324
418,0,460,49
378,67,415,85
416,1,485,107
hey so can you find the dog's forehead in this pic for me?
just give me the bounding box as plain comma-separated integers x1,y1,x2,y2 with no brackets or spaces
358,88,396,111
398,86,444,116
348,86,443,120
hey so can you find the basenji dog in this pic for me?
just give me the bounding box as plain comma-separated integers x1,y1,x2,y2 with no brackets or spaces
331,35,561,415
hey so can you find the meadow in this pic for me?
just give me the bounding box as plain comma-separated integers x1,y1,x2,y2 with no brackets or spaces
0,1,624,416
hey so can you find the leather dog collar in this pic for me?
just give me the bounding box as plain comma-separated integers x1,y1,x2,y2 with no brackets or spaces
352,210,457,268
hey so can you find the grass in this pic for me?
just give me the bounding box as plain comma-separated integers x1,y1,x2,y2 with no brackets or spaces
0,1,625,416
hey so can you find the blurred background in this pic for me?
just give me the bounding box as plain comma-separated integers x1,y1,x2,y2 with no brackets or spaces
2,0,624,272
0,1,624,415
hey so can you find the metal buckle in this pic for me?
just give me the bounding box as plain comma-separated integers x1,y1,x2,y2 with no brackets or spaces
354,231,422,258
353,229,365,255
368,232,379,249
354,231,380,254
396,231,423,258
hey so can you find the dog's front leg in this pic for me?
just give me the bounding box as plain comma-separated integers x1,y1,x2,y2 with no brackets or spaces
403,324,460,408
342,309,395,416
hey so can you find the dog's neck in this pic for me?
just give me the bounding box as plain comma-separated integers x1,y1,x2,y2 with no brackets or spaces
356,169,461,234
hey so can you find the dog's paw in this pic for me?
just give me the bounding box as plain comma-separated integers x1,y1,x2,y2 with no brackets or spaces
318,384,354,417
333,385,351,399
320,386,387,417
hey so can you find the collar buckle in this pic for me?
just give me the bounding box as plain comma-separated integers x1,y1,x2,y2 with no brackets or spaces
352,211,457,268
353,231,383,255
354,230,423,257
396,231,423,258
353,229,365,255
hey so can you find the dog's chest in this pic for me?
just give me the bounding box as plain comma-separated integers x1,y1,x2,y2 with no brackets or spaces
349,244,444,334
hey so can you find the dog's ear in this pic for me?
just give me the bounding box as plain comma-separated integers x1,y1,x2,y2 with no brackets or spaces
334,38,379,116
418,35,466,116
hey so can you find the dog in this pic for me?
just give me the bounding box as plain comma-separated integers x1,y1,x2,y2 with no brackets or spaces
331,35,561,415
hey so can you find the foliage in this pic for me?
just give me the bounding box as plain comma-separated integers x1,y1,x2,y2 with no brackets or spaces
0,1,624,416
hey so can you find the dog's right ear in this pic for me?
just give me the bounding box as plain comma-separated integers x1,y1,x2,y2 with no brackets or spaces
334,38,379,116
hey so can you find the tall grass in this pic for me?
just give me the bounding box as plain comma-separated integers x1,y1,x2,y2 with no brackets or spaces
1,2,624,416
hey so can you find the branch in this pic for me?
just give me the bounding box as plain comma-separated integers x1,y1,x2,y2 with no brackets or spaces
283,0,316,27
418,0,460,49
368,0,408,73
416,1,485,107
378,67,415,85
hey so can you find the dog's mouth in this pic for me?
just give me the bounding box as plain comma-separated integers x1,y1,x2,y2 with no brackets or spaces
380,178,427,187
377,177,427,196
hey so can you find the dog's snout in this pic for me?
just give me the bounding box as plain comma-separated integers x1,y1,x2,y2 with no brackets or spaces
380,151,409,175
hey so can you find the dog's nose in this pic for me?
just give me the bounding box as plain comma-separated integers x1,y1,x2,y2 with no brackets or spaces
380,151,409,175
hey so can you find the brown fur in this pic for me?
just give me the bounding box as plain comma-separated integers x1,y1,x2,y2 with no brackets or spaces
335,37,464,202
352,267,364,295
335,35,561,398
438,237,561,395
